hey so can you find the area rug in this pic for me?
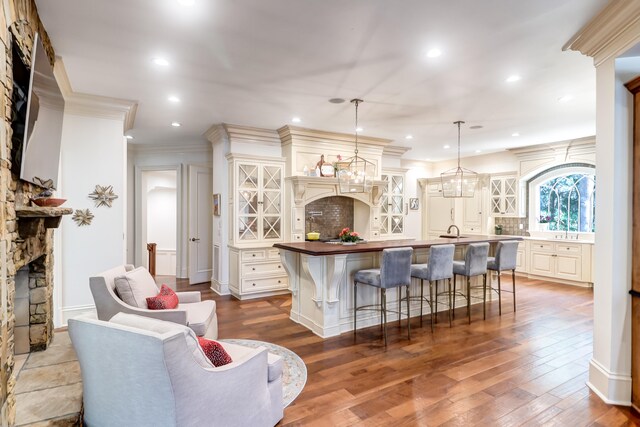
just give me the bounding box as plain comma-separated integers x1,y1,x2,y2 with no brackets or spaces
220,339,307,407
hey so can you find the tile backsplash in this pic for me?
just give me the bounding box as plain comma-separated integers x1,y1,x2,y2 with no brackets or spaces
494,217,529,236
305,196,354,239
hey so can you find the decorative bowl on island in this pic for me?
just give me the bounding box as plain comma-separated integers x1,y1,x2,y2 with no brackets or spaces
31,198,67,207
306,232,320,240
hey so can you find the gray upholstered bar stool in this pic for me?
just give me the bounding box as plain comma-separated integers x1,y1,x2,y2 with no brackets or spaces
409,244,455,331
353,247,413,345
486,240,519,315
452,242,490,324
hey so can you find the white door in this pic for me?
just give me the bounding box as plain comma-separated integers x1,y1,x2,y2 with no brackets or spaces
188,165,212,284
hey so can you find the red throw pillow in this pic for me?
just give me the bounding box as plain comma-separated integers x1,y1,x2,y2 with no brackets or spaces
197,337,233,367
146,285,179,310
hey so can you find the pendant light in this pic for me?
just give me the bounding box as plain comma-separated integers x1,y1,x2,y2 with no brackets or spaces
440,121,478,198
338,99,377,193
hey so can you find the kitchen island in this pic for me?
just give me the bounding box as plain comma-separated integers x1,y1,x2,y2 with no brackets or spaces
274,235,522,338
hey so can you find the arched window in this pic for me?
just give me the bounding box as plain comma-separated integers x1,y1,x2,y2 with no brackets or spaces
528,165,596,233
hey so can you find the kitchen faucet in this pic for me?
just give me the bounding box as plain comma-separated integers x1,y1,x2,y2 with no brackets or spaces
447,224,460,237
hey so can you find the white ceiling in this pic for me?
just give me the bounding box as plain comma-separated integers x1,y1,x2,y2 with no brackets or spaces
35,0,607,161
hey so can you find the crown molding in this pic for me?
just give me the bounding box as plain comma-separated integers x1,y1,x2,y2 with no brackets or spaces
277,125,393,148
129,141,211,155
54,57,137,131
508,135,595,159
563,0,640,66
383,145,412,158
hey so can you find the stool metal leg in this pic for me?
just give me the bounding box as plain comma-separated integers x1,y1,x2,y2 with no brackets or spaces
512,269,516,312
467,276,471,325
382,289,387,346
498,273,502,316
398,287,402,327
380,288,384,331
353,282,358,336
448,277,452,327
452,275,456,321
406,285,411,340
483,273,487,320
420,279,424,323
429,279,434,332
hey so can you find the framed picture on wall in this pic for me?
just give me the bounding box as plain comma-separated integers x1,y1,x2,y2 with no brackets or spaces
212,193,221,216
409,198,419,210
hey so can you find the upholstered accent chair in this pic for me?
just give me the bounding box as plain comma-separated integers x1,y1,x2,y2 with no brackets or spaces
486,240,519,315
89,265,218,339
452,242,490,324
69,314,283,427
409,244,455,330
353,247,414,345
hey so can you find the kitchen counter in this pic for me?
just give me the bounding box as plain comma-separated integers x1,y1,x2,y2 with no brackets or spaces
276,235,522,338
274,234,523,256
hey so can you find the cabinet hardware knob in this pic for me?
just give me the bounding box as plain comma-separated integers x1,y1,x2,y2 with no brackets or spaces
252,283,256,286
278,280,281,283
252,254,256,257
252,267,256,271
278,265,281,268
297,218,300,221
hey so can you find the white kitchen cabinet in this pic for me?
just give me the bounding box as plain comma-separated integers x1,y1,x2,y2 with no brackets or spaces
227,154,288,298
428,194,455,234
380,169,405,237
461,188,484,234
490,174,518,217
527,240,591,284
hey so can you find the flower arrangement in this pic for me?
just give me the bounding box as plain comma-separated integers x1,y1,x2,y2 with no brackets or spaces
339,227,360,243
538,215,552,224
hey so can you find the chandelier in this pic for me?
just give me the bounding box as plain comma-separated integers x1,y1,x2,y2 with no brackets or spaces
338,99,377,193
440,121,478,198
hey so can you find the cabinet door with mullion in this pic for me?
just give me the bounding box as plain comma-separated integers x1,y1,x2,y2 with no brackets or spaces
260,164,283,241
236,162,260,242
381,172,404,236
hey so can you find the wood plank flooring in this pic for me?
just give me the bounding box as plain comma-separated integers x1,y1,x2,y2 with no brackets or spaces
161,275,640,426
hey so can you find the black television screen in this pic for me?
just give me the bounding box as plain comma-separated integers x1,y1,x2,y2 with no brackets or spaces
10,32,65,189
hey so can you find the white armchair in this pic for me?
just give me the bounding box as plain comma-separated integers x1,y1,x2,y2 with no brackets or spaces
69,314,284,427
89,265,218,339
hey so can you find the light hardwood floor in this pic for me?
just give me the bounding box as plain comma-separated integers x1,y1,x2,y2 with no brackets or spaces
159,275,640,426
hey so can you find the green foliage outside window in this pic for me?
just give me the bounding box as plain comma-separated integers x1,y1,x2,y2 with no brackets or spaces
538,173,595,232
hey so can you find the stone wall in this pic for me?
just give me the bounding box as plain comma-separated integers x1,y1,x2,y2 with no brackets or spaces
0,1,56,425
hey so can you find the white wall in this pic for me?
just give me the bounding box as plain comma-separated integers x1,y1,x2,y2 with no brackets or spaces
58,113,126,324
430,150,519,175
127,143,212,278
400,159,431,239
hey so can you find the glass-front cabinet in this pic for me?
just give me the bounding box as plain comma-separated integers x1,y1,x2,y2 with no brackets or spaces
490,173,518,217
380,169,405,237
232,157,284,245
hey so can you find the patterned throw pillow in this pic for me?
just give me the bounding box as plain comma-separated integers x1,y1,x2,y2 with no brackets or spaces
197,337,233,367
146,285,179,310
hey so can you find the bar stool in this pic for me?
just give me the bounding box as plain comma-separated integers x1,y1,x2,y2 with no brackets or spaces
409,244,455,331
486,240,519,315
353,247,413,345
452,242,490,324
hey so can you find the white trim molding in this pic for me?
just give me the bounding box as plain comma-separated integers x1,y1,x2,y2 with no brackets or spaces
61,304,97,326
587,358,632,406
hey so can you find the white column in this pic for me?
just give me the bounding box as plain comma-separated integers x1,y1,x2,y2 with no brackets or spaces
588,57,633,405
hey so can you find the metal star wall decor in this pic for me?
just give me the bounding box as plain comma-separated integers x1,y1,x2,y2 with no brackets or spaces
72,209,94,227
89,185,118,208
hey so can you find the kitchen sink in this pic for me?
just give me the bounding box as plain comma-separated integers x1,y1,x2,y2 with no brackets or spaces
439,234,468,239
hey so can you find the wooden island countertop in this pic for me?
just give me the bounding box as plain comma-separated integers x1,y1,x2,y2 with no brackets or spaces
273,235,523,256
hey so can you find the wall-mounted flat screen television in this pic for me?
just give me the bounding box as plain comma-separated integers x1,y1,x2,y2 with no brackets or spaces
10,32,65,189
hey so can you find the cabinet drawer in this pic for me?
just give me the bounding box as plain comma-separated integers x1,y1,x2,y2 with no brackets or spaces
292,208,305,232
555,243,581,254
530,241,554,252
292,233,304,242
242,276,288,293
242,250,265,261
242,261,283,276
266,248,281,259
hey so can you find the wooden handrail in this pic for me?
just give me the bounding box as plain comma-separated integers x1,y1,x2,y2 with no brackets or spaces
147,243,157,276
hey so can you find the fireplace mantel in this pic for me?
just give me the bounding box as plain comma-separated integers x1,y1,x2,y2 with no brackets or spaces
16,205,73,238
285,176,385,207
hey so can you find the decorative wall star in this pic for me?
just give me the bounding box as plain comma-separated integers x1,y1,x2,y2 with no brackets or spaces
89,185,118,208
72,209,94,227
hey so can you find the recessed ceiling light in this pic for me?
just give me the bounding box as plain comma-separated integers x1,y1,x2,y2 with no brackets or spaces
356,127,363,132
152,57,170,67
469,125,483,130
425,158,431,161
168,95,180,103
426,48,442,58
291,117,301,123
405,135,413,140
558,95,573,103
178,0,195,5
443,145,450,149
171,122,181,127
512,132,520,137
125,135,134,140
506,75,521,83
475,149,482,153
329,98,345,104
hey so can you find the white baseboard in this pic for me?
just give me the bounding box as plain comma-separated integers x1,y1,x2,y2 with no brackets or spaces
60,304,97,327
211,279,230,296
587,358,632,406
